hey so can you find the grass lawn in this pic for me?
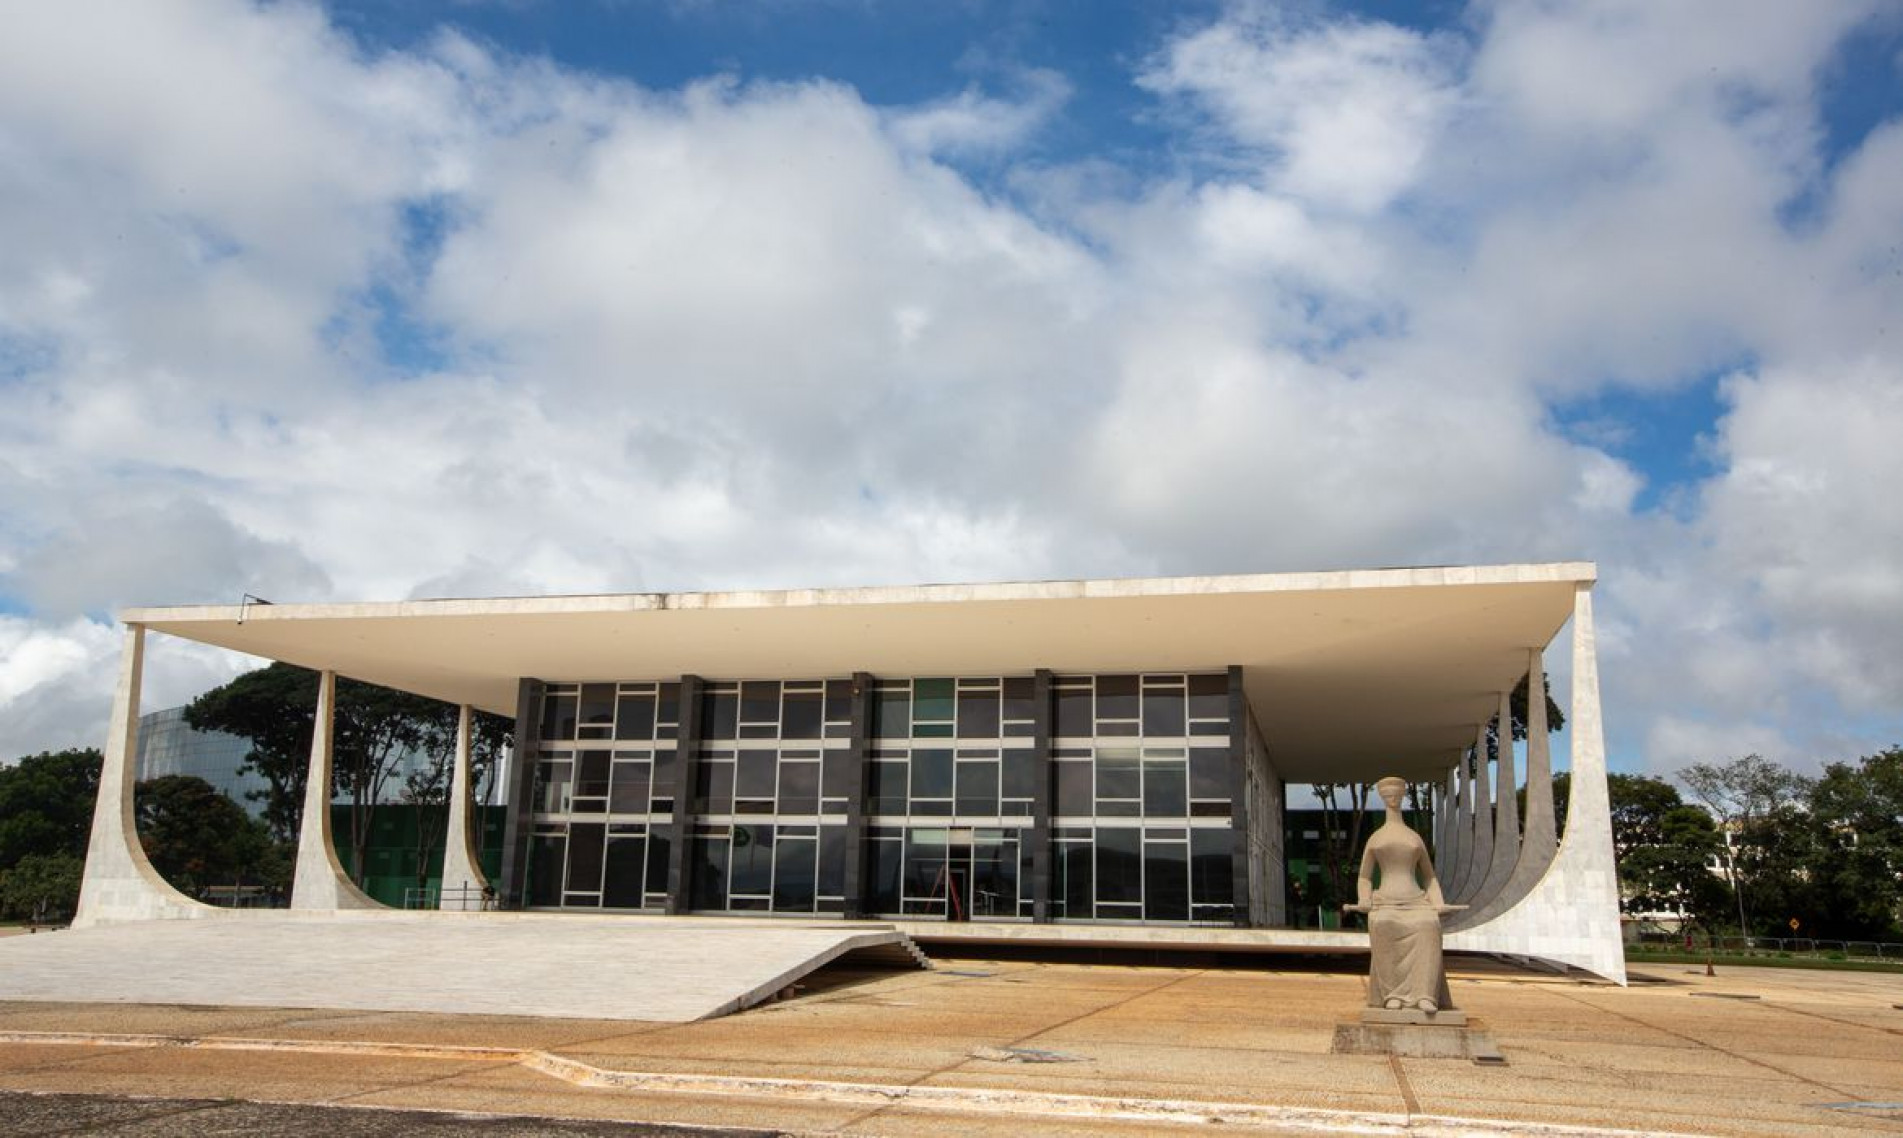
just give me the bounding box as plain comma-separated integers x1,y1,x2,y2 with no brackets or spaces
1626,948,1903,973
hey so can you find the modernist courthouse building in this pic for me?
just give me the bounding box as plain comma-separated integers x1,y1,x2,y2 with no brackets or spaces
74,563,1624,981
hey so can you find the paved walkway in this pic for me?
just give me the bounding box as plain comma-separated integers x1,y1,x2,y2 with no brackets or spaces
0,914,927,1022
1,954,1899,1135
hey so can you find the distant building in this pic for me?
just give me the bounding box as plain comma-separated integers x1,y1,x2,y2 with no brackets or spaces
134,707,266,813
134,706,506,816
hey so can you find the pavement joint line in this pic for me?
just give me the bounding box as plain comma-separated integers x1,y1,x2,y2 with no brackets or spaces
0,1029,1705,1138
1538,987,1864,1101
1748,997,1903,1038
1386,1054,1420,1119
28,1093,240,1136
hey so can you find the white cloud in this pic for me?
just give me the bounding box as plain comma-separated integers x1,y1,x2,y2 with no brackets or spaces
0,0,1898,787
1140,8,1461,213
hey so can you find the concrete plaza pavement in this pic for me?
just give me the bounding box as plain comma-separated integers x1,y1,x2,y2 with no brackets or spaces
0,914,929,1022
0,953,1900,1136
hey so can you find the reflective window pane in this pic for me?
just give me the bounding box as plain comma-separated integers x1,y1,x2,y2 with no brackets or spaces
729,824,774,895
740,681,780,725
779,760,820,814
818,826,848,897
1191,828,1234,906
1187,673,1228,721
957,688,1001,737
869,840,902,912
603,837,646,908
1055,761,1092,816
912,678,954,725
690,837,728,909
702,690,739,739
566,823,605,893
1095,675,1139,723
782,688,823,739
579,684,616,730
1096,748,1140,802
875,689,911,739
955,761,1000,816
911,748,953,799
1144,762,1188,817
1142,690,1186,736
736,749,776,799
1054,686,1092,737
772,837,817,910
1095,827,1142,904
614,694,655,741
1144,840,1189,921
1190,747,1233,799
528,834,565,905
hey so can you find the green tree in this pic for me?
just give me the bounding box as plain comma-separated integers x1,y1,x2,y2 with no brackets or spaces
1677,754,1812,935
0,851,83,923
1549,772,1727,927
1798,747,1903,940
183,664,322,842
0,748,102,868
134,775,276,897
399,708,512,894
186,663,509,890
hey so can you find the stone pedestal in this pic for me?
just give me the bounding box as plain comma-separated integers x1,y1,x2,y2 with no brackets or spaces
1360,1006,1467,1027
1331,1015,1504,1063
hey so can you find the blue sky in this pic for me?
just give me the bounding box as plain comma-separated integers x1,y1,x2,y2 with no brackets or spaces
1,0,1901,780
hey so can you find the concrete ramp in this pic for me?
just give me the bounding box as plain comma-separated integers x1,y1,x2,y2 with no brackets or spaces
0,913,930,1022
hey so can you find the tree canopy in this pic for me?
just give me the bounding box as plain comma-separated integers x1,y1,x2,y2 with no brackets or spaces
136,774,278,896
185,663,511,887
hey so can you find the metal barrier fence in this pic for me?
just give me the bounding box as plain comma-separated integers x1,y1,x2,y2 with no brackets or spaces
403,883,496,911
1705,936,1899,958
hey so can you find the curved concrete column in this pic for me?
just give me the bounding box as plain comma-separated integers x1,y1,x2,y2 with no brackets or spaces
73,626,220,927
1450,645,1557,931
1447,584,1625,982
439,704,492,911
1463,691,1521,914
1435,768,1458,880
1456,730,1494,904
1446,751,1478,900
290,671,385,911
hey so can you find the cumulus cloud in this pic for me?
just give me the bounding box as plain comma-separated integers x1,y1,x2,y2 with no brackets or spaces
0,0,1898,781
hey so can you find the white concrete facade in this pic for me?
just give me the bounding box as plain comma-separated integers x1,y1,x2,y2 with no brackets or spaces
72,626,221,927
75,563,1625,982
289,670,383,911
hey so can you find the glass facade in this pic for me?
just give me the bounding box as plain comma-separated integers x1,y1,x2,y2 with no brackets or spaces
526,682,681,910
521,671,1246,925
1048,673,1236,924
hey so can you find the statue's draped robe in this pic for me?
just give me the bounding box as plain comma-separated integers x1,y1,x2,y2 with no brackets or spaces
1362,826,1453,1011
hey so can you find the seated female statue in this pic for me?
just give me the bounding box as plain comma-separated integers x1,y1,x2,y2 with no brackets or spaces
1344,775,1462,1014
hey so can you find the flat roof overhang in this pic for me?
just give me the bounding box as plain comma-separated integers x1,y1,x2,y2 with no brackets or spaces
125,562,1592,783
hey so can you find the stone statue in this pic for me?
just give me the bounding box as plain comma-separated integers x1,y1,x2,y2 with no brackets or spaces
1344,775,1462,1016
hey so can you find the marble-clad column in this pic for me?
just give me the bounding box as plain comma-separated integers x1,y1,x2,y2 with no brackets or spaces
72,626,215,927
1457,728,1494,904
1447,584,1624,982
1451,647,1556,929
1464,690,1521,914
290,671,385,910
438,705,492,910
1448,750,1478,900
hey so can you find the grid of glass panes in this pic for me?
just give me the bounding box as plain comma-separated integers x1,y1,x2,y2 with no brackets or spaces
865,677,1038,919
686,680,855,914
1050,673,1236,923
526,682,681,910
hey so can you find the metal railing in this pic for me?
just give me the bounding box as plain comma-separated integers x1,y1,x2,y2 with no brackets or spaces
404,883,497,911
1707,936,1898,958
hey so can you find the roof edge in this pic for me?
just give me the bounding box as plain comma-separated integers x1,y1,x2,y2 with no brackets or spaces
121,561,1597,626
